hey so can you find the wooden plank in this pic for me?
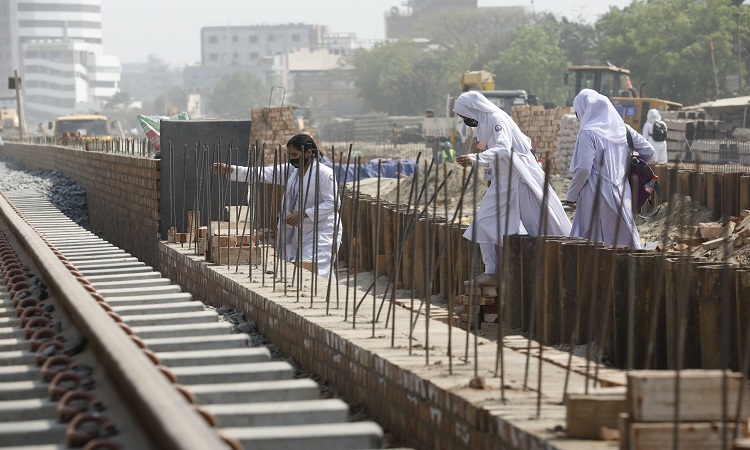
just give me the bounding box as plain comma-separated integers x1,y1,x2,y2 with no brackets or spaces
628,421,744,450
627,370,749,422
566,388,627,439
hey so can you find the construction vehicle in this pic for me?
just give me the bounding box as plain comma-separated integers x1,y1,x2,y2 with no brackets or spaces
1,107,19,131
423,71,535,150
49,114,111,139
565,64,682,129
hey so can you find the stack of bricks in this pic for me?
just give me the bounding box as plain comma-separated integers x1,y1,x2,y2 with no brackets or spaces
555,112,580,175
459,283,498,330
512,105,572,175
250,106,298,161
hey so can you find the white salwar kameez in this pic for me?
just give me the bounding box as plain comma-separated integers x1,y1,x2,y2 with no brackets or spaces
231,160,341,278
453,91,572,274
642,109,668,163
566,89,654,248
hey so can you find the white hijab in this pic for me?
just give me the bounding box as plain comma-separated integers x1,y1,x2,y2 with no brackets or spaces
573,89,627,144
646,108,661,124
452,91,533,155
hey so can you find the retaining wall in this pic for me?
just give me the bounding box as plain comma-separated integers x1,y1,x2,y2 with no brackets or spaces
0,142,161,268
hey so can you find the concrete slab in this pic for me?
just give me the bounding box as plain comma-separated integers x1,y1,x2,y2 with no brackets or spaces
84,272,162,283
205,399,349,427
0,419,66,446
221,422,383,450
0,399,58,421
111,301,202,316
172,362,294,385
0,365,40,382
120,311,218,326
131,322,233,339
0,350,35,367
156,347,270,367
189,379,319,404
97,285,183,298
91,278,172,290
143,334,249,352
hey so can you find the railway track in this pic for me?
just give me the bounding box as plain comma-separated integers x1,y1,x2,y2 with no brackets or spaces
0,190,384,449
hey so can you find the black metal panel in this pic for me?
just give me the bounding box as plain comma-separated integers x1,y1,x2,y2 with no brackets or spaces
159,119,251,240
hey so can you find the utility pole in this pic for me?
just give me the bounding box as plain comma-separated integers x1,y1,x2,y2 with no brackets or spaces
736,12,743,95
12,70,24,140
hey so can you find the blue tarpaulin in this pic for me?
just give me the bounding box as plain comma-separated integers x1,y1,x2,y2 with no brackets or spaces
323,158,417,182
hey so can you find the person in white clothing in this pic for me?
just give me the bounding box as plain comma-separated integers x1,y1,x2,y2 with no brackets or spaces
642,109,668,163
453,91,572,285
215,134,341,279
566,89,654,248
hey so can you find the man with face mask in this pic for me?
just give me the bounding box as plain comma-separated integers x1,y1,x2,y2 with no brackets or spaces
453,91,571,285
214,133,341,279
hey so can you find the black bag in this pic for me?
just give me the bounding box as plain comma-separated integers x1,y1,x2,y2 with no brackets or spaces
651,120,667,142
626,130,661,210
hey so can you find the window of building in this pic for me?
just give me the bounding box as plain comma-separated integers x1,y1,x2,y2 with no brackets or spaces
291,34,300,42
250,52,258,60
268,34,275,42
208,36,218,44
209,53,218,61
249,35,258,43
232,35,238,43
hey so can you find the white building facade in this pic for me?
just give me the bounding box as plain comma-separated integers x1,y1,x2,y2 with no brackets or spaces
0,0,120,124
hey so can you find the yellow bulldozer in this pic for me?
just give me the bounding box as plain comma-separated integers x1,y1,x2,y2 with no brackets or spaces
565,64,682,129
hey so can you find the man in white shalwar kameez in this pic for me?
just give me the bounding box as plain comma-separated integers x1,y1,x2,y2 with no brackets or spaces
566,89,654,248
453,91,572,285
218,134,341,279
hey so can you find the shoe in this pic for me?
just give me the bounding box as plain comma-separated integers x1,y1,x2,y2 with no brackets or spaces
464,273,498,286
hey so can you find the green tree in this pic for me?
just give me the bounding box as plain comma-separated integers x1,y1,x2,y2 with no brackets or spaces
207,71,267,118
595,0,745,104
352,41,463,115
487,25,569,105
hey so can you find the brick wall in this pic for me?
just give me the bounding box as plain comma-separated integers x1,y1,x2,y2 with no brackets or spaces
158,243,570,450
0,142,161,267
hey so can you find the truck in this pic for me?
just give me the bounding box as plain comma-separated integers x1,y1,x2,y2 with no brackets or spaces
423,71,535,151
564,64,682,129
1,107,19,132
50,114,111,139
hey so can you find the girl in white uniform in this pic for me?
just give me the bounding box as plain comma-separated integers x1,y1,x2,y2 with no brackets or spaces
219,134,341,279
453,91,571,285
566,89,654,248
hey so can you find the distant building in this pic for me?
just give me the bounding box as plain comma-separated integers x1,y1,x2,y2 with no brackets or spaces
200,23,328,67
23,40,119,120
188,23,366,116
120,55,182,103
277,48,363,117
0,0,120,124
385,0,478,39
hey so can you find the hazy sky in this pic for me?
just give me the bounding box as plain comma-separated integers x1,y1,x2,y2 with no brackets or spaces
101,0,633,67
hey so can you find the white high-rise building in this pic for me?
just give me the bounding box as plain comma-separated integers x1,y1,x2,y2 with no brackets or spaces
0,0,120,124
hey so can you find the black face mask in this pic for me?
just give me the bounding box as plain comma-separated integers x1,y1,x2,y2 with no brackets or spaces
289,157,301,168
463,117,478,127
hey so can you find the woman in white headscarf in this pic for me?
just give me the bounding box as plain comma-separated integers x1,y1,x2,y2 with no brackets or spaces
215,134,341,279
566,89,654,248
642,108,667,163
453,91,571,285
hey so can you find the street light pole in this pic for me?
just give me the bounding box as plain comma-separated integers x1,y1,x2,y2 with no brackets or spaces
736,12,742,94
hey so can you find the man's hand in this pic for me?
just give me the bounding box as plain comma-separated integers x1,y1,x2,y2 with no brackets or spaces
286,211,301,226
212,163,232,174
456,155,473,168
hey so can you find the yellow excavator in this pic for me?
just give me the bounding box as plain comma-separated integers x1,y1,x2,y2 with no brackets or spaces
565,64,682,129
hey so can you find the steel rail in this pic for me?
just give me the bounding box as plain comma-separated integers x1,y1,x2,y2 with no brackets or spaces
0,193,226,450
